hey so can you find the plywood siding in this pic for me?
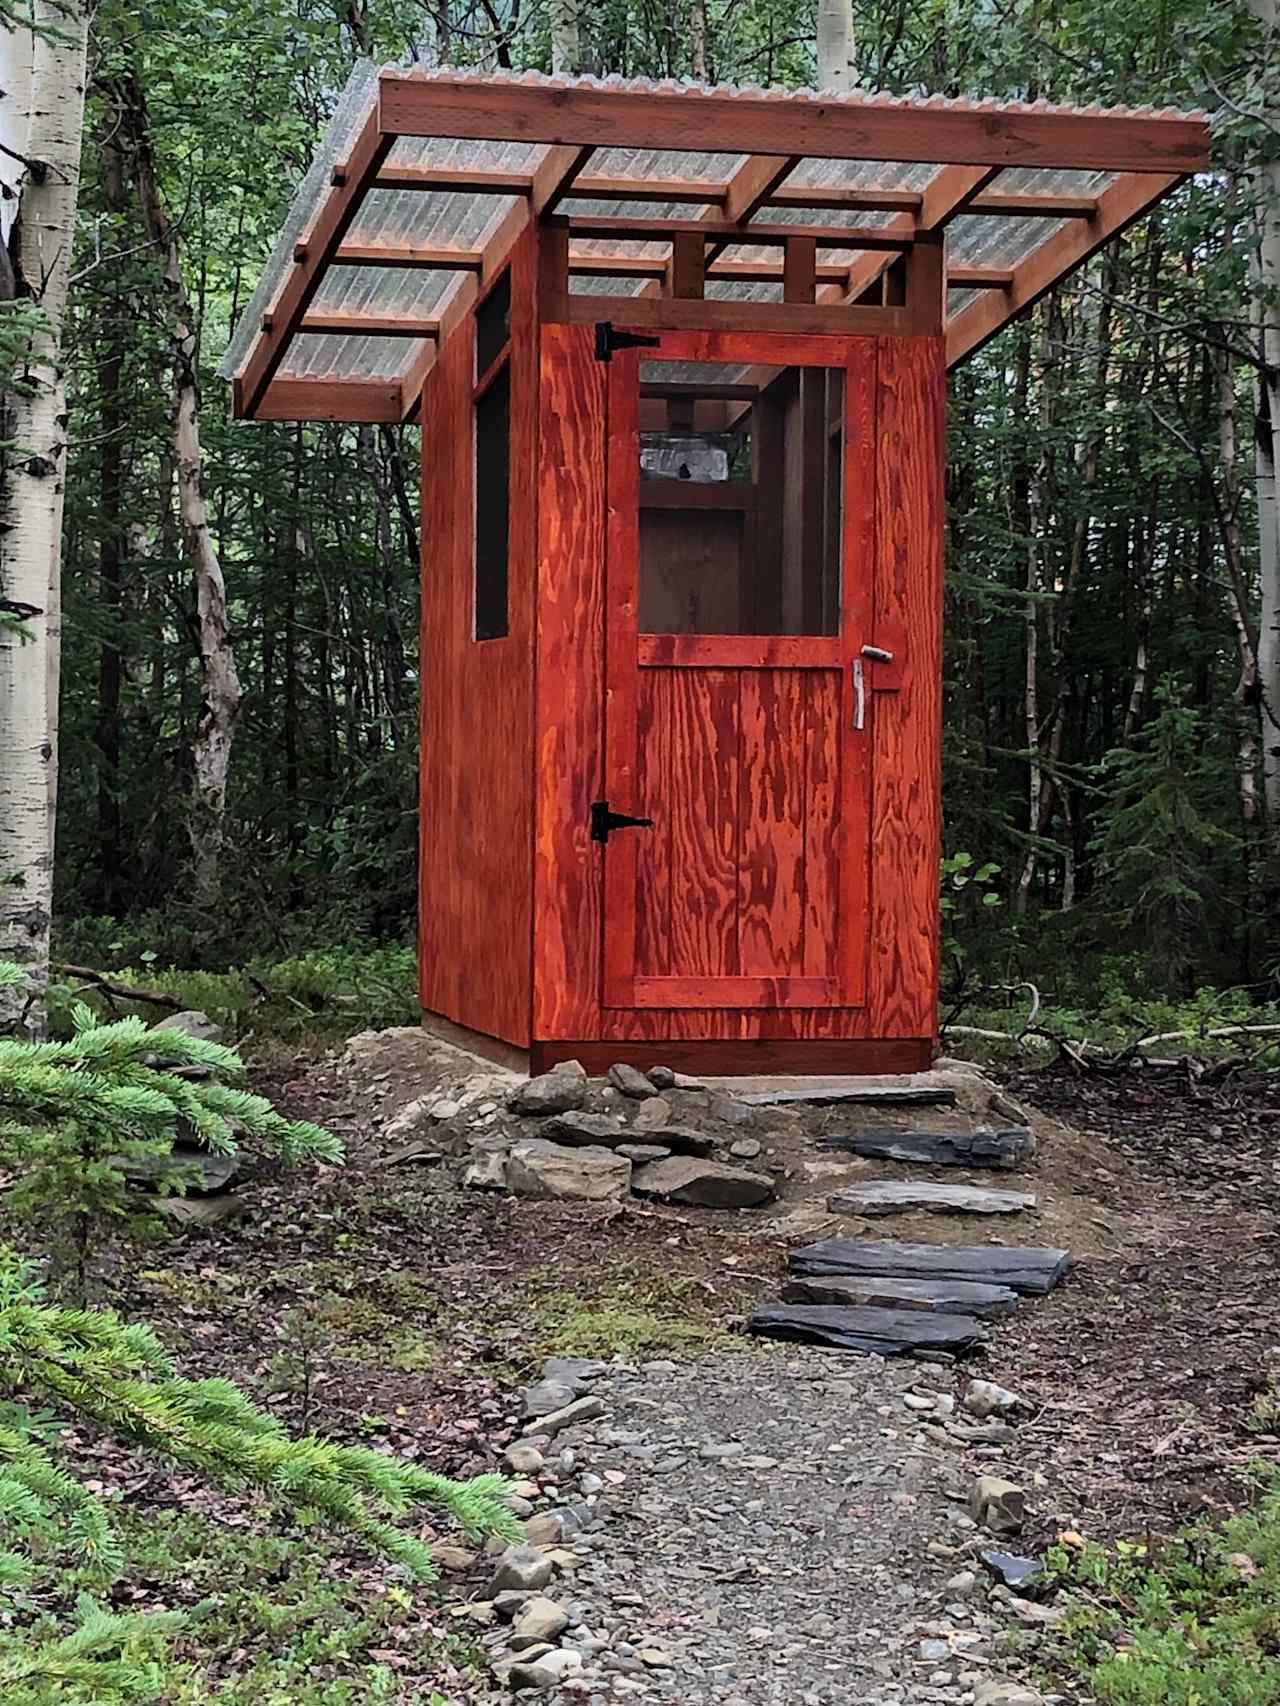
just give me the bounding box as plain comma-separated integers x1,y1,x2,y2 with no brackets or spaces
418,228,537,1046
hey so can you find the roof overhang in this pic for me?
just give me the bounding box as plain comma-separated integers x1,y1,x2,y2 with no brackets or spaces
222,64,1211,424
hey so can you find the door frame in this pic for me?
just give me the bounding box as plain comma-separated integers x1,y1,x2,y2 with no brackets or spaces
600,327,881,1013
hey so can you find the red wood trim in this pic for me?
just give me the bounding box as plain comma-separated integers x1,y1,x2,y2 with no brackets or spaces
637,634,842,668
530,1037,935,1074
946,171,1182,367
544,293,914,339
621,327,870,365
244,377,402,421
638,482,755,512
474,342,512,400
378,73,1211,173
238,106,394,416
631,975,838,1009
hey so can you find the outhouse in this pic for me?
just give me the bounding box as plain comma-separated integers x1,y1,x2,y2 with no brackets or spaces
223,63,1209,1076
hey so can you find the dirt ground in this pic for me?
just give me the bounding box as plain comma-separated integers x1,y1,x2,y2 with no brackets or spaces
112,1033,1279,1558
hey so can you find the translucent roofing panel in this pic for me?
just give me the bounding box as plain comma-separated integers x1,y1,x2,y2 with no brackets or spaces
586,147,746,184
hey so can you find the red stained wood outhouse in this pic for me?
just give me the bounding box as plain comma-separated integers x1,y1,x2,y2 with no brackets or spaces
225,64,1209,1076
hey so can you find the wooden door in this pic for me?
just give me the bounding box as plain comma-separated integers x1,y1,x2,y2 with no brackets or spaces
600,330,881,1012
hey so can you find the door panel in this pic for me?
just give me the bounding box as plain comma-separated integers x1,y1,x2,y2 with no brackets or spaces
602,330,876,1013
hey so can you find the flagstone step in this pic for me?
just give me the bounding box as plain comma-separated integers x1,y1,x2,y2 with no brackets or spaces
780,1273,1020,1320
749,1302,988,1356
790,1238,1072,1296
828,1181,1037,1217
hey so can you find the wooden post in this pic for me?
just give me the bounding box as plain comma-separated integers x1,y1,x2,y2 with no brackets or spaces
783,235,817,304
669,231,706,299
905,231,945,334
538,222,570,305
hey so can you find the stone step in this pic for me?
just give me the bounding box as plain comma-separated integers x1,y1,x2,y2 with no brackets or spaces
749,1302,988,1356
828,1181,1037,1218
818,1127,1034,1170
780,1273,1020,1320
733,1085,957,1109
789,1237,1072,1295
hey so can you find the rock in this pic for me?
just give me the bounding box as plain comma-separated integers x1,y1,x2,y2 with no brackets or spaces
946,1569,977,1594
616,1143,671,1164
542,1356,608,1391
789,1238,1072,1296
707,1093,755,1126
735,1084,956,1108
149,1008,224,1043
729,1137,763,1160
383,1094,454,1145
819,1127,1035,1170
780,1274,1020,1321
749,1303,988,1356
429,1542,477,1571
541,1111,623,1146
524,1513,565,1546
511,1063,588,1116
506,1139,631,1202
631,1095,673,1131
463,1146,509,1190
980,1551,1043,1591
969,1475,1026,1536
647,1065,677,1089
698,1441,745,1460
510,1596,570,1648
493,1591,531,1620
508,1648,582,1691
521,1396,607,1438
504,1442,546,1474
608,1063,656,1099
973,1683,1044,1706
154,1194,247,1227
638,1124,717,1157
964,1378,1025,1418
488,1543,554,1595
631,1155,774,1208
114,1147,239,1194
523,1380,576,1417
828,1181,1037,1217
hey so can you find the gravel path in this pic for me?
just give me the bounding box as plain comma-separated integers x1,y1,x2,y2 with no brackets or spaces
485,1347,1040,1705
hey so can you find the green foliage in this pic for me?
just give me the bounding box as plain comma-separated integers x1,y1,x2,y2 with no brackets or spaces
1089,684,1243,993
0,961,341,1268
1042,1468,1280,1705
529,1267,743,1361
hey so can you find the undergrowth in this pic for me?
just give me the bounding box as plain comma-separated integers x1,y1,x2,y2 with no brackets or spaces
1041,1467,1280,1705
527,1268,744,1362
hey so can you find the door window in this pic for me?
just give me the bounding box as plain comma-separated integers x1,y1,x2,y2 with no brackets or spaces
637,359,844,637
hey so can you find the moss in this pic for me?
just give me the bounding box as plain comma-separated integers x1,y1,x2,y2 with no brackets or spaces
523,1265,744,1362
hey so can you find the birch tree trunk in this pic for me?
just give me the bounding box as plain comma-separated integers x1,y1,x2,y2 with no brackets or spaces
550,0,581,74
121,67,242,911
1244,0,1280,886
816,0,856,91
0,0,90,1030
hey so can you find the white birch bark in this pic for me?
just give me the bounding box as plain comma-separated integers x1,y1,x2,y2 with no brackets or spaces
550,0,581,74
0,0,89,1030
816,0,856,92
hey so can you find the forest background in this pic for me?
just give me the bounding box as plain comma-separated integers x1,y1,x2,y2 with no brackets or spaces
12,0,1280,1040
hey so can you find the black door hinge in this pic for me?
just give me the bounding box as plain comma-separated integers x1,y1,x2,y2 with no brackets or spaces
591,800,655,842
594,321,662,362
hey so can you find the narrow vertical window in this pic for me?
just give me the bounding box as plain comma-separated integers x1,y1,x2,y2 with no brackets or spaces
474,360,510,641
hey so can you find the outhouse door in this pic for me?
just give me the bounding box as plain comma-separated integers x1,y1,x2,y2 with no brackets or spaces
598,328,885,1014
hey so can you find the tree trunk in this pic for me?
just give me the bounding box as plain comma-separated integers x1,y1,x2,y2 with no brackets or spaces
0,0,91,1030
689,0,708,78
551,0,581,73
121,67,242,911
816,0,856,91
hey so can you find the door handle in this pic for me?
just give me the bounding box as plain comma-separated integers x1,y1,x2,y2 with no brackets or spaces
852,646,895,731
591,800,655,843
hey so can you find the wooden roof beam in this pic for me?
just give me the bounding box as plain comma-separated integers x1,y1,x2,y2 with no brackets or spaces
533,144,595,214
331,241,484,270
378,73,1211,173
946,170,1182,367
823,163,999,307
251,377,404,422
236,106,394,418
372,164,532,194
561,214,913,250
294,310,442,337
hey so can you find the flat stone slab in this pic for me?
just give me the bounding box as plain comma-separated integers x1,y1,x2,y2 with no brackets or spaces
819,1127,1034,1170
780,1273,1020,1320
631,1155,774,1208
506,1138,631,1202
789,1238,1072,1296
749,1302,987,1356
734,1086,956,1109
828,1181,1037,1217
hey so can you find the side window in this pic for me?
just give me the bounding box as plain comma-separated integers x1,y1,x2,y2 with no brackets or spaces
473,267,513,643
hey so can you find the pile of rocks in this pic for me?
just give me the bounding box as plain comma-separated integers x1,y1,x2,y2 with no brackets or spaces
395,1058,783,1212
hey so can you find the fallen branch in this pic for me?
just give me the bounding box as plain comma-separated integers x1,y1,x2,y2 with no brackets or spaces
55,964,184,1011
1134,1022,1280,1049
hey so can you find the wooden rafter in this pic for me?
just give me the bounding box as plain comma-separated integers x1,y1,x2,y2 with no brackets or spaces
561,214,914,250
945,170,1182,367
296,311,441,337
235,107,394,417
333,242,485,270
253,378,403,421
378,73,1210,173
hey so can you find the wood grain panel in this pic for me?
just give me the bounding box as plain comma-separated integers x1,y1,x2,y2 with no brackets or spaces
532,1037,933,1075
738,671,805,977
639,634,840,668
531,322,607,1037
668,669,741,978
803,669,841,981
868,335,944,1040
632,976,835,1008
634,668,671,978
418,228,538,1045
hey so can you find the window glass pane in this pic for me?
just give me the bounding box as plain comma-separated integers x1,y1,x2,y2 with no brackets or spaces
476,268,511,376
474,362,510,641
637,360,843,636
